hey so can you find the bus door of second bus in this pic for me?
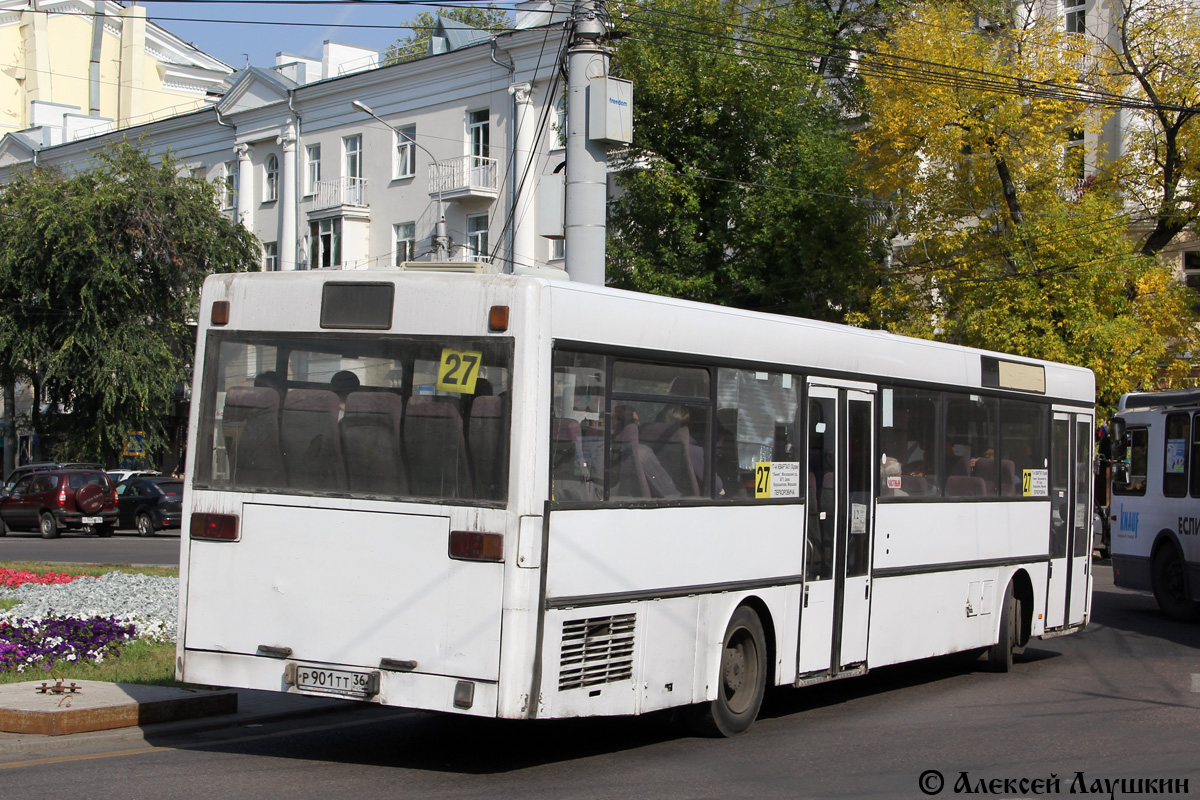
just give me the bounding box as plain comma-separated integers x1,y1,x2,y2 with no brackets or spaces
797,383,875,679
1045,410,1093,630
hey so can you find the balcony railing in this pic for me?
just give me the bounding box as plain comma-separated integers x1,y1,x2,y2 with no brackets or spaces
429,156,499,199
313,177,367,210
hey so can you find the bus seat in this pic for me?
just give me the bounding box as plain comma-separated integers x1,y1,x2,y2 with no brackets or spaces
1000,460,1018,495
404,397,473,498
611,423,650,499
900,475,929,495
945,475,987,497
223,386,285,487
972,457,998,494
640,422,701,496
343,391,406,495
470,395,507,500
280,389,347,491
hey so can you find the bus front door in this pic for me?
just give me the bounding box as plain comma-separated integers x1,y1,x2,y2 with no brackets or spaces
1046,411,1093,630
797,384,876,679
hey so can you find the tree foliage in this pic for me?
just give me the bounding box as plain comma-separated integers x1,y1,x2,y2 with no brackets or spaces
0,140,261,463
852,1,1199,409
383,5,512,65
605,0,889,321
1100,0,1200,255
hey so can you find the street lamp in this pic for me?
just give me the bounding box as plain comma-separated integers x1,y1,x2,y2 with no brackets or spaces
351,100,449,261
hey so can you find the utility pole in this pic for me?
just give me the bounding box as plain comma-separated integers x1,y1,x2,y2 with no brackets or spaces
564,0,610,286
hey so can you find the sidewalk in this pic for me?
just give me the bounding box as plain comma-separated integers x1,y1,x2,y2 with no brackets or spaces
0,681,353,756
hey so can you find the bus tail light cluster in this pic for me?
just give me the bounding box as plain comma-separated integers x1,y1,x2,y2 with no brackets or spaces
191,513,239,541
449,530,503,562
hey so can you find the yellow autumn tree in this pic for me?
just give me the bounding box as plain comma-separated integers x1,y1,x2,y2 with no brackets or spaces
852,0,1198,410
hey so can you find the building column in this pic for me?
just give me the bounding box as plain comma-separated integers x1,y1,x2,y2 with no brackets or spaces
119,5,147,125
509,82,536,272
235,142,254,232
278,119,298,270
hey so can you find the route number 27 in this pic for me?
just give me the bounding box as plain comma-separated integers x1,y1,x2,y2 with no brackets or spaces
437,348,483,394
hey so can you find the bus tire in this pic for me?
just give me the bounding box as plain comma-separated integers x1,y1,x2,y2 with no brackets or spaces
685,605,767,737
986,584,1019,673
1151,544,1199,622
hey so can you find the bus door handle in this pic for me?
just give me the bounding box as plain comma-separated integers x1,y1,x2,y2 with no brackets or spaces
803,584,810,609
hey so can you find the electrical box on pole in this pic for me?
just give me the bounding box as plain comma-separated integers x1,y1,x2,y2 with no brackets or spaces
588,77,632,144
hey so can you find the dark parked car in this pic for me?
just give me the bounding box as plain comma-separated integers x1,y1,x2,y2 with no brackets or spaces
116,477,183,536
2,462,104,497
0,468,117,538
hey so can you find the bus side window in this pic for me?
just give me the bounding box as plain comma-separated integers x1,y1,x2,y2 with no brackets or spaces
1163,413,1189,498
1114,427,1148,496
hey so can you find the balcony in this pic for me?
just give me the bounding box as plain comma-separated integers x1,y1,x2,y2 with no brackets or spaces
312,177,367,210
429,156,499,200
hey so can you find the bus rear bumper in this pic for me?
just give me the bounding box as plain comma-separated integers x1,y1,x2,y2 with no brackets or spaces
180,649,499,718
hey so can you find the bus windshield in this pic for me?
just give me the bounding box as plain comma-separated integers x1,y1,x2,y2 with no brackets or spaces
193,331,512,504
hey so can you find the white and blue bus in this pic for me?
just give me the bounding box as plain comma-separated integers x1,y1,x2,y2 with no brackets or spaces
177,269,1095,735
1109,390,1200,621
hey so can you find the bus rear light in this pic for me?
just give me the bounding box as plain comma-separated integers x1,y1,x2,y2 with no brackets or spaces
449,530,503,562
488,305,509,332
191,513,238,541
211,301,230,326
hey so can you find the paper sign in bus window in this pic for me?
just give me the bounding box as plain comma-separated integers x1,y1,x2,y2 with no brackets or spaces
437,348,483,394
1022,468,1049,497
755,462,800,499
1166,438,1187,474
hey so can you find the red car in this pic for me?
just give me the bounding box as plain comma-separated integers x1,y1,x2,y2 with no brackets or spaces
0,468,118,538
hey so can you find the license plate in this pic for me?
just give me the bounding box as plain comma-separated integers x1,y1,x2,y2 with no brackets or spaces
81,516,103,524
295,666,375,697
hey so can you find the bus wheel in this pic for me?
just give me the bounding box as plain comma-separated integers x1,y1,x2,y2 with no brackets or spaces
986,584,1019,673
1151,545,1199,622
685,605,767,737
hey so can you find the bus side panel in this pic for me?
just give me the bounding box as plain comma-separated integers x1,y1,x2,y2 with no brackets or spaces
544,505,804,601
867,566,1042,667
874,502,1050,571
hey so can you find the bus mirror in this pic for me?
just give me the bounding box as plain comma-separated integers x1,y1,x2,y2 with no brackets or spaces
1109,418,1126,456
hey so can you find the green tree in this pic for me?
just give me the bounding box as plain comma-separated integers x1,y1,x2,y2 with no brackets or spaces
852,1,1199,408
0,140,261,464
605,0,888,320
383,5,512,65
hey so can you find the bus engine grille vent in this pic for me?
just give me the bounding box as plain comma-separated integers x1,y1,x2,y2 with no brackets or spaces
558,613,636,691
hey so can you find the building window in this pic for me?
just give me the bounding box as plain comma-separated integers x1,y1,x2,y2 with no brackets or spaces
263,241,279,271
344,135,362,180
306,144,321,195
1184,251,1200,315
550,94,567,150
549,238,565,261
394,126,416,179
222,161,237,209
469,110,490,164
1065,128,1085,183
394,222,416,266
309,218,342,269
1064,0,1085,33
467,214,489,260
263,154,279,203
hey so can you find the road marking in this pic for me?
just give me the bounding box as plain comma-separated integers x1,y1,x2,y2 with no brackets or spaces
0,745,169,770
1192,673,1200,693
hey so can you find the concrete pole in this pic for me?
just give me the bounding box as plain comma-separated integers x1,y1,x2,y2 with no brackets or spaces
564,1,609,286
278,119,298,269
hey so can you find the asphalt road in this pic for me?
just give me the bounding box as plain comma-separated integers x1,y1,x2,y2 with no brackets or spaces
0,562,1196,798
0,528,181,566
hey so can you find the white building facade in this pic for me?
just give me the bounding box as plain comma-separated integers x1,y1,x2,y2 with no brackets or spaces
0,8,574,276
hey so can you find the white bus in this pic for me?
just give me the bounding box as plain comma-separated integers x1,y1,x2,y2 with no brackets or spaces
1109,390,1200,621
177,270,1095,735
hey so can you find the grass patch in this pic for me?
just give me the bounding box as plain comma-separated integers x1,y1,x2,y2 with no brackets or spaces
0,561,178,579
0,599,18,613
0,639,177,686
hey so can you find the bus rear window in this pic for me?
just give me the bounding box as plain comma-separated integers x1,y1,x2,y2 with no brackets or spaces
194,332,512,504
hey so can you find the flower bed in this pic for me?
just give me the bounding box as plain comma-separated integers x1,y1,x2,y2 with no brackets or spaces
0,568,78,588
0,615,137,673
